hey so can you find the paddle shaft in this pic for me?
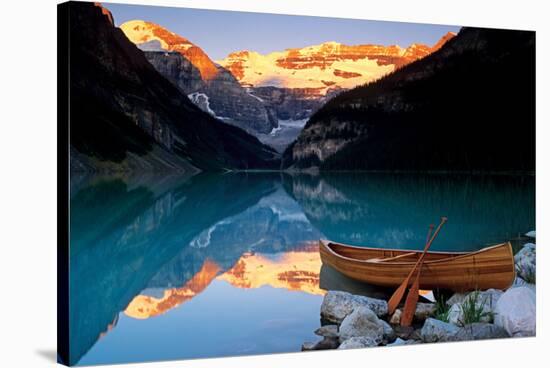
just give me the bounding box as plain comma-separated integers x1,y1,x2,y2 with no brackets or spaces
426,224,435,245
400,224,435,326
414,219,446,269
388,217,447,315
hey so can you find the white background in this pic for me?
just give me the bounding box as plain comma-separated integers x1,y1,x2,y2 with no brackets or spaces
0,0,547,367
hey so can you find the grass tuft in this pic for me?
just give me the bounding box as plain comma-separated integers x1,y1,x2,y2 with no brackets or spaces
434,293,451,323
459,291,493,326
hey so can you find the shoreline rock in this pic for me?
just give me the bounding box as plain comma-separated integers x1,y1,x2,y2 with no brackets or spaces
338,336,379,349
314,325,339,338
525,230,536,238
388,337,418,346
339,306,392,344
389,303,435,325
494,286,536,337
450,323,509,341
302,336,340,351
421,318,460,342
321,290,388,323
515,243,536,282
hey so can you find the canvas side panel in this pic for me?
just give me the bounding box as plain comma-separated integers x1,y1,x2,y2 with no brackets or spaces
57,2,70,366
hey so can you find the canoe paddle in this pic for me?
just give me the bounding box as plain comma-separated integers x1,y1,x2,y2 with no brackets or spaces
387,217,447,315
400,224,435,326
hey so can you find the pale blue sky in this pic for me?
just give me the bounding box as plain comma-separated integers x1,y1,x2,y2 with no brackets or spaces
105,2,460,60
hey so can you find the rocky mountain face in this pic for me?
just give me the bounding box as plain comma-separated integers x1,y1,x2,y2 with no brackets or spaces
216,34,454,149
250,86,343,121
138,44,204,92
61,3,278,172
120,20,278,135
282,27,535,172
218,36,455,91
118,19,453,152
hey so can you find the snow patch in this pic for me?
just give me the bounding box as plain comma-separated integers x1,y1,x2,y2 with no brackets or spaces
120,20,194,53
245,88,264,102
257,118,309,152
268,119,307,136
187,92,234,122
217,47,395,91
136,40,165,52
188,92,215,115
278,118,308,128
269,126,282,136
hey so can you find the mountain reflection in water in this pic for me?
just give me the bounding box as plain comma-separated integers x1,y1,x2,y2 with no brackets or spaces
69,172,534,365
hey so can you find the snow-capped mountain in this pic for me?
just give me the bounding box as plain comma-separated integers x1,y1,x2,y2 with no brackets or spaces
120,20,278,135
215,33,455,150
122,20,220,80
217,33,456,93
120,19,455,151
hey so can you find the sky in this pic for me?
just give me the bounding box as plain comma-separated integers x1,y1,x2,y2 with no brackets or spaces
105,2,461,61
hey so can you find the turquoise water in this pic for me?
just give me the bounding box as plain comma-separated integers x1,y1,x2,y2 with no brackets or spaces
69,172,534,365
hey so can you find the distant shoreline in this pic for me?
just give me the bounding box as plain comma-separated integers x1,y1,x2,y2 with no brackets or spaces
239,169,536,176
70,168,536,176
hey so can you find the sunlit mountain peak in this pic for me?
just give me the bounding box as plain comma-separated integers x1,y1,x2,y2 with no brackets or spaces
120,20,219,80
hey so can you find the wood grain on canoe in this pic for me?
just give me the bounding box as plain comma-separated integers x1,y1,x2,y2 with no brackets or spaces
319,240,515,292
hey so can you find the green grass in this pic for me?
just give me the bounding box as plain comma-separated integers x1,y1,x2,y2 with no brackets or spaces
459,291,493,326
434,293,451,323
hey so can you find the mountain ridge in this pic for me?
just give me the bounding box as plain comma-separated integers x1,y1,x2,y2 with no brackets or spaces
119,18,454,151
217,32,456,92
282,27,535,172
120,19,279,135
121,19,220,80
62,2,278,173
216,32,455,150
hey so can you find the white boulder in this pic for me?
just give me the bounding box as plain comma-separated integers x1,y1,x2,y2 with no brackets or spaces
389,303,434,325
421,318,460,342
415,302,436,321
447,303,462,326
515,243,536,282
525,230,536,238
314,324,339,338
338,336,379,349
387,337,418,346
450,322,509,341
511,276,528,288
321,291,388,323
339,306,387,343
446,292,467,306
494,286,536,337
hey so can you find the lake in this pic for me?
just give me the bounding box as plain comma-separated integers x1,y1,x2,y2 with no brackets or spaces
69,172,534,365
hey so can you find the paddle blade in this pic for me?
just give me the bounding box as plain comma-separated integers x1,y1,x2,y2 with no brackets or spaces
400,275,420,327
388,279,409,315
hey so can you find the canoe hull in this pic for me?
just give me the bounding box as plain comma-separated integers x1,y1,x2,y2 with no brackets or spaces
319,240,515,292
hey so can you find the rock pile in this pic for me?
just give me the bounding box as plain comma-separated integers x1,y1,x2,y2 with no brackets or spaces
302,233,536,351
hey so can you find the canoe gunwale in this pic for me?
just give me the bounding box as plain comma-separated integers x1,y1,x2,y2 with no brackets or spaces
320,239,513,266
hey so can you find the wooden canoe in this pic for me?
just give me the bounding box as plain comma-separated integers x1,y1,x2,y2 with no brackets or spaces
319,240,515,292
